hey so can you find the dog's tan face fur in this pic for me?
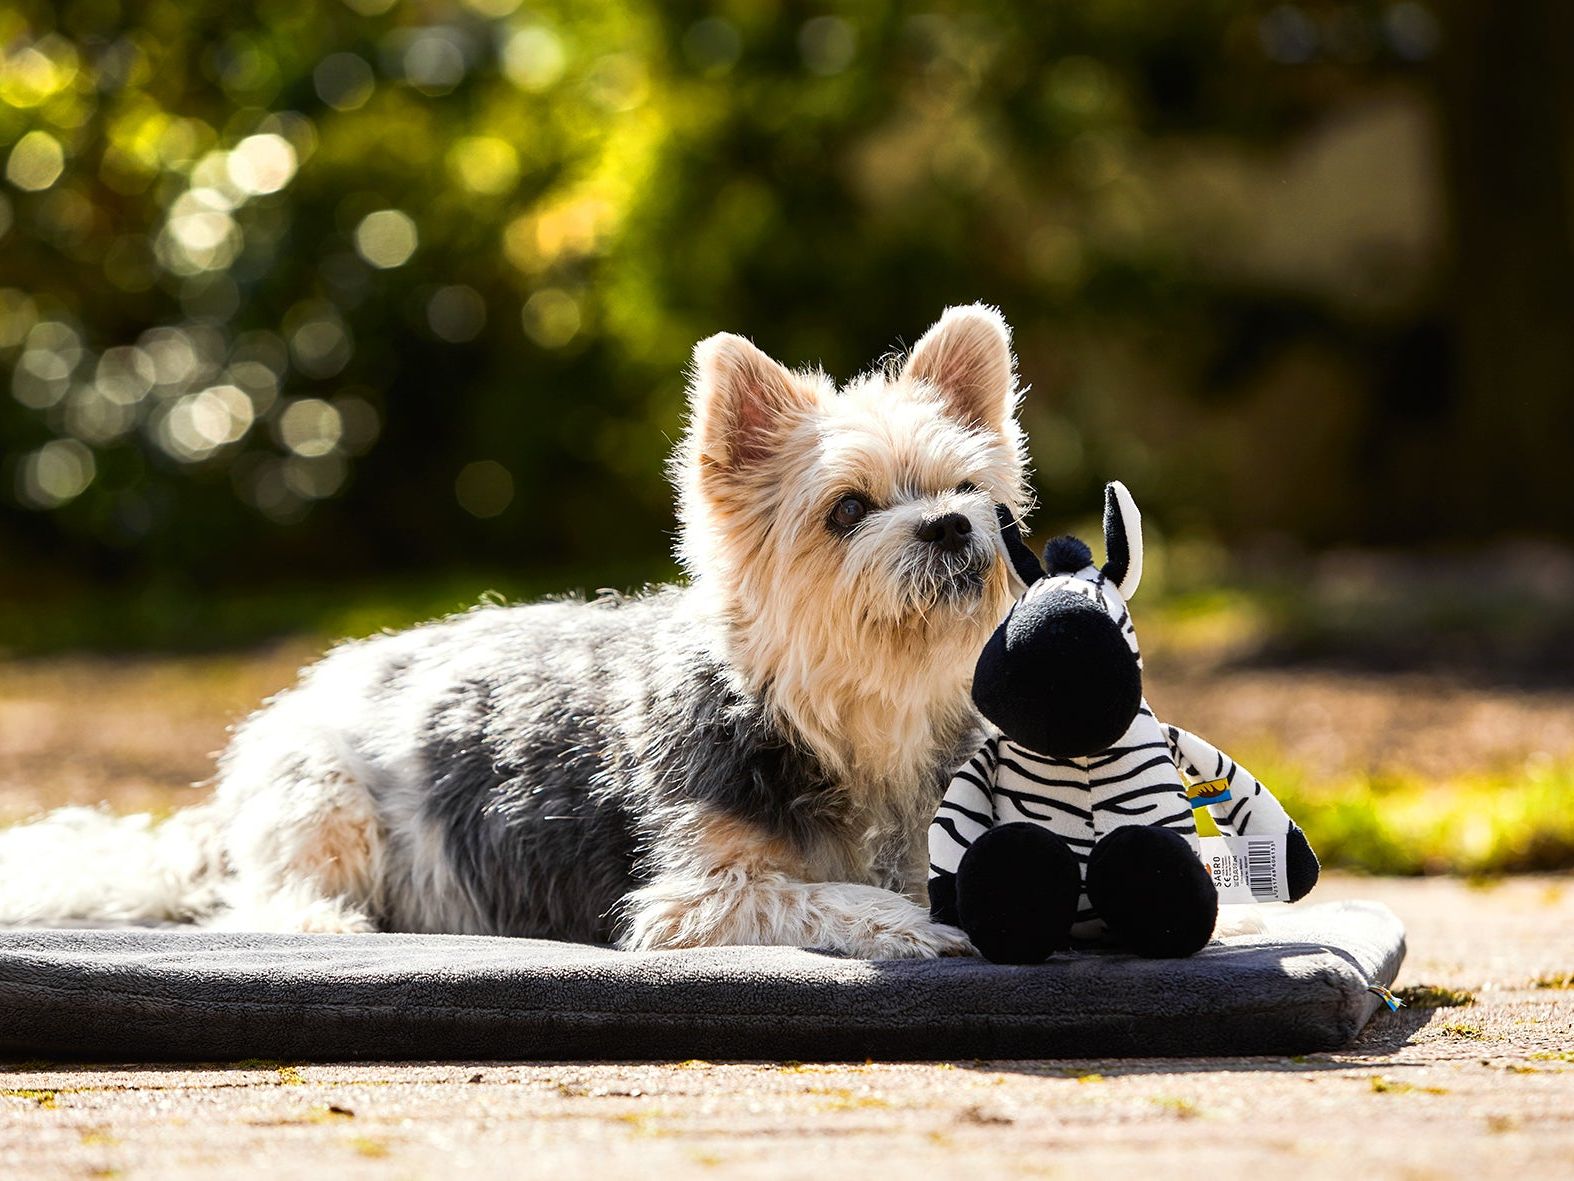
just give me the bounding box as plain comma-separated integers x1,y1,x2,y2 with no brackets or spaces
675,305,1029,788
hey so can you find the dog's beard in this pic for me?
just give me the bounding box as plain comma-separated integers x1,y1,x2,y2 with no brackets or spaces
897,544,993,613
832,534,1004,633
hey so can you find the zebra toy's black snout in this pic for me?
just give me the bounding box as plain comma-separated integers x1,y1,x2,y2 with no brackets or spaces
971,587,1142,759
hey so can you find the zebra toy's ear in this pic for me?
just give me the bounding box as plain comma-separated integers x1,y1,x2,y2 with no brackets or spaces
1101,481,1143,599
994,503,1045,589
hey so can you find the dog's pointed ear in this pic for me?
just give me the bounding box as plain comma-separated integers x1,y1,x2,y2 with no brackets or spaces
689,333,818,473
1102,480,1143,598
902,304,1016,433
995,504,1045,588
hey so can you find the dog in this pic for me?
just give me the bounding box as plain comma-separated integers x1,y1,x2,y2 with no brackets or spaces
0,305,1031,958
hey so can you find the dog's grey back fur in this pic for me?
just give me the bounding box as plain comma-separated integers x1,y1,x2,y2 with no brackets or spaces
220,586,970,943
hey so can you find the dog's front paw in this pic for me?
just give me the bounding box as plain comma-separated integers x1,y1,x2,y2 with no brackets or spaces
820,887,978,959
880,916,977,960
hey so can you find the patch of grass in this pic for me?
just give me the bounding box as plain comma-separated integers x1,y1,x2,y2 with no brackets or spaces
1397,984,1477,1009
1533,972,1574,990
276,1065,305,1086
614,1111,671,1135
1239,753,1574,876
1442,1022,1487,1040
1152,1096,1202,1119
1369,1076,1448,1095
1075,1073,1106,1084
3,1088,59,1109
807,1087,890,1110
348,1137,390,1158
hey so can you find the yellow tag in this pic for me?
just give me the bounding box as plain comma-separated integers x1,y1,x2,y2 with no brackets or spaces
1187,778,1232,807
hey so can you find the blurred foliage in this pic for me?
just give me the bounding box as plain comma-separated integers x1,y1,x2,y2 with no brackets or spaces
1201,750,1574,876
2,0,1566,593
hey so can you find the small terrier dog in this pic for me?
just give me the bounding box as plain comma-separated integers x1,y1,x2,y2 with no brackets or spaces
0,305,1030,958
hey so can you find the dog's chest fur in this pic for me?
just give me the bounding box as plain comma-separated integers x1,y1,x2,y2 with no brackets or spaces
299,586,978,942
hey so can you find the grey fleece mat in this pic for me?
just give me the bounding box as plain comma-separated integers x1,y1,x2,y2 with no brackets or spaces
0,901,1404,1062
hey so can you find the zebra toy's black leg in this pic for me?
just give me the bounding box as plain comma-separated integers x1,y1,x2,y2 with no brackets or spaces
955,823,1082,965
1085,826,1218,958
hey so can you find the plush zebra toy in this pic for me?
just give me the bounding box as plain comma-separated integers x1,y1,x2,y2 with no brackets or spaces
929,482,1319,963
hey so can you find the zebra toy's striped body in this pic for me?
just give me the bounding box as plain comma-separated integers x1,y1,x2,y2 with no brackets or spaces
929,707,1296,939
926,483,1317,961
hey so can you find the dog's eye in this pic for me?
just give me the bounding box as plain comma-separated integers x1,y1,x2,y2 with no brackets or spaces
829,494,870,532
956,481,980,495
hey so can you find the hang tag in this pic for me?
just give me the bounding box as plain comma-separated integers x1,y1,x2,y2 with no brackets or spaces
1198,834,1289,903
1187,778,1232,807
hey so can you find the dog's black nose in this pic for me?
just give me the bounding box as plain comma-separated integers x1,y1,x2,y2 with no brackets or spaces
917,512,972,553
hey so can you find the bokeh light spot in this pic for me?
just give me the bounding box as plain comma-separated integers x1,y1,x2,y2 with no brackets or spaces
455,459,513,518
96,346,157,405
521,288,581,348
6,130,66,192
283,452,347,499
286,306,353,380
448,137,520,195
333,392,381,454
227,134,298,195
502,27,566,92
158,384,255,460
18,438,95,507
66,384,137,445
13,320,82,408
138,326,202,388
314,52,376,112
0,289,39,348
354,209,418,268
586,53,649,111
427,285,487,342
278,397,344,457
799,17,857,76
403,32,467,96
0,42,77,109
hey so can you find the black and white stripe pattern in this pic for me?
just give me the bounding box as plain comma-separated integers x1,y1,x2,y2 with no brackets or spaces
1163,723,1293,839
929,560,1298,936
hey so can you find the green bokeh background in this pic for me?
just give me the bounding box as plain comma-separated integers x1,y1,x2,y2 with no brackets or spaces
3,0,1571,600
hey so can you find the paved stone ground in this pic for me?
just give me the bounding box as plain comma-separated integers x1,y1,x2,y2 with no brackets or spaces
2,872,1570,1180
2,645,1572,1178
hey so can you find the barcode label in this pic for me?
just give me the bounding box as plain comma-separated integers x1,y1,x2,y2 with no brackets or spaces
1198,834,1289,903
